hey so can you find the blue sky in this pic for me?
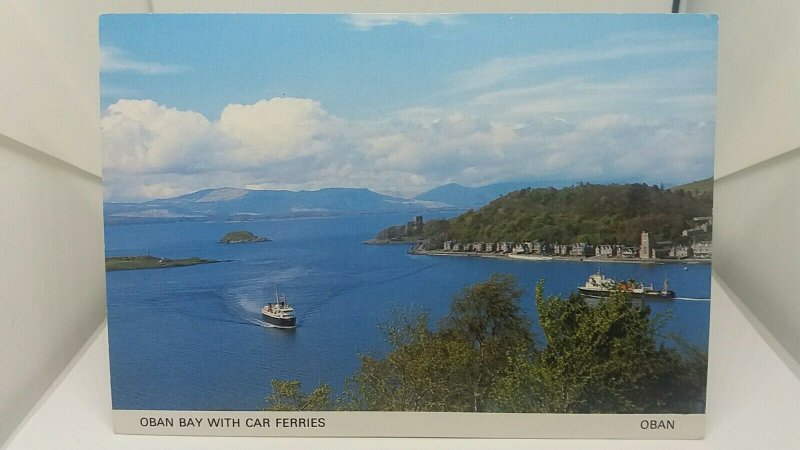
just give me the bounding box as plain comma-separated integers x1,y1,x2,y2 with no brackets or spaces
100,14,717,201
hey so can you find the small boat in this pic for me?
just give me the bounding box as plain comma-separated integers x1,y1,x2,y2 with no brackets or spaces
639,276,676,299
262,287,296,328
578,271,675,300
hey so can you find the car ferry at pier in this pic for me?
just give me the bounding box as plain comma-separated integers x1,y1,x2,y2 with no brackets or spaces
262,288,296,328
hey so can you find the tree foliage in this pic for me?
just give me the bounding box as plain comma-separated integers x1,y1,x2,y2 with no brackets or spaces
533,284,660,413
446,183,712,245
340,312,474,411
439,274,534,411
264,380,334,411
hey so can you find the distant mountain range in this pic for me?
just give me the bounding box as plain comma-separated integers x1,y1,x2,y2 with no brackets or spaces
103,187,452,223
104,179,697,224
414,182,556,209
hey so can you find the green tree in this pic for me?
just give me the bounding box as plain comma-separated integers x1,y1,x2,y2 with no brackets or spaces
342,275,535,412
341,312,474,411
264,380,334,411
486,343,542,412
441,274,533,349
533,283,665,413
635,341,708,413
527,285,706,414
439,273,535,411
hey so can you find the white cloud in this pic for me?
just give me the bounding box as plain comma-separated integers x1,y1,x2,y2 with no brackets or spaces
577,113,635,132
102,99,226,175
345,14,457,31
453,37,715,93
102,96,714,202
103,97,361,201
436,65,717,125
100,46,190,75
656,94,716,110
219,97,342,165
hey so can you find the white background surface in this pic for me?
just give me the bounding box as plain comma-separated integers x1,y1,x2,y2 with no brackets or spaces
0,1,149,443
1,0,799,447
686,0,800,378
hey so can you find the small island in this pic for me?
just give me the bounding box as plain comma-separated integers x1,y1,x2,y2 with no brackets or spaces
219,230,271,244
105,256,219,272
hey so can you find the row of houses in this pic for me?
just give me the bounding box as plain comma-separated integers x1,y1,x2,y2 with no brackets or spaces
443,240,627,257
643,231,712,259
642,242,711,259
440,234,712,259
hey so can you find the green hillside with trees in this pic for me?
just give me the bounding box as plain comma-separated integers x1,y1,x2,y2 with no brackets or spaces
377,182,713,248
669,177,714,197
263,275,707,413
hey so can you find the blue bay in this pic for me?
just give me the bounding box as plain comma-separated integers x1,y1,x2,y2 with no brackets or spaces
106,212,710,411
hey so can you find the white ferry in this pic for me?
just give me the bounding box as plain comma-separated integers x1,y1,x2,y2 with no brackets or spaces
578,271,675,300
262,288,297,328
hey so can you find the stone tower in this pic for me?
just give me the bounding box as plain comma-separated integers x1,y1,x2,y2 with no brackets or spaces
640,231,651,259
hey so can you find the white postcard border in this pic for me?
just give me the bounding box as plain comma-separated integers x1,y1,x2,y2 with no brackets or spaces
114,410,703,439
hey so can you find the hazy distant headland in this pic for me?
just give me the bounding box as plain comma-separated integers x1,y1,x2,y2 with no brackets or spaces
102,181,593,225
104,187,456,225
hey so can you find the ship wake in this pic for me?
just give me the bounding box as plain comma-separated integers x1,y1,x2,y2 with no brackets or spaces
673,297,711,302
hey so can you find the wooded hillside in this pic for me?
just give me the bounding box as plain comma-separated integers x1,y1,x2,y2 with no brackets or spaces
378,182,713,247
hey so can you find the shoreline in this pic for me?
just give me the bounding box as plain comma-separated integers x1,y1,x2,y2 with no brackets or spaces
362,239,418,245
410,249,711,265
220,238,270,244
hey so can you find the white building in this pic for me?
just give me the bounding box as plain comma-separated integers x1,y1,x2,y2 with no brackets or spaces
669,245,692,259
691,241,712,258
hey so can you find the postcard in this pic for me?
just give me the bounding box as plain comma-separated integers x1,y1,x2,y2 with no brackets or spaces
101,13,717,438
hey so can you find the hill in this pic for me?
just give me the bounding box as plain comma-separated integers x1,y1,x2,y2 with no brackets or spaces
669,177,713,198
104,187,449,224
414,181,564,208
379,182,713,248
669,177,714,196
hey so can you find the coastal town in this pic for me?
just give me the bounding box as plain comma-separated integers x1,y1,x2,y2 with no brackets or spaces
401,215,712,262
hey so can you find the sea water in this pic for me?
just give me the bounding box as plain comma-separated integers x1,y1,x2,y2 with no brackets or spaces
105,212,710,410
